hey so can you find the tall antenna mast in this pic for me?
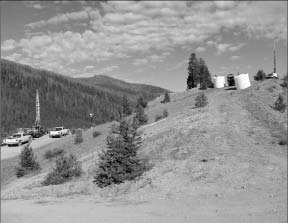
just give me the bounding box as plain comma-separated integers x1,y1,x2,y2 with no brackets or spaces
35,89,40,126
273,39,276,73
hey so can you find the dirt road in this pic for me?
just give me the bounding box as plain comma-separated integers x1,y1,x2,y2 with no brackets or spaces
1,135,67,160
2,194,285,223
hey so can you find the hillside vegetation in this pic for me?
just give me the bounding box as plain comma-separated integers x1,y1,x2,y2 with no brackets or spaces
1,59,167,137
76,75,170,106
1,79,286,222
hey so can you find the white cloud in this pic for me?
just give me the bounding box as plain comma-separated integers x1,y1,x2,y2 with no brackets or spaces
84,65,94,71
32,4,45,9
133,58,149,66
214,1,238,10
3,1,286,76
230,55,240,60
24,1,45,9
229,43,246,52
215,42,246,54
196,46,206,52
1,39,17,51
216,43,231,55
26,11,90,29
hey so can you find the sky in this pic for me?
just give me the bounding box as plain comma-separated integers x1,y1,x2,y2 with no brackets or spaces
1,1,287,92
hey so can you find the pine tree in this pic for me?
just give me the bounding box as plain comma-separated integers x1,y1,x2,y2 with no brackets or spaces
136,96,147,108
122,95,132,116
254,69,266,81
161,92,170,103
93,118,145,187
195,93,208,108
187,53,200,89
15,145,41,177
134,105,148,126
199,58,213,90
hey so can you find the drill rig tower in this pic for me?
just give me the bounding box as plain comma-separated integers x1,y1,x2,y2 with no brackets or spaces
273,39,276,74
35,89,40,127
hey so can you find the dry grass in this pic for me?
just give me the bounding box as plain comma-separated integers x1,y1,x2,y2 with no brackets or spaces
1,81,287,210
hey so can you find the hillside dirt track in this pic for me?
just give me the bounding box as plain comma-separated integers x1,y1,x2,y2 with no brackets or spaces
1,80,287,223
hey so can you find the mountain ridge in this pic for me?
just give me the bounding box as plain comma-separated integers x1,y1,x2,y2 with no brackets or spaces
0,59,168,136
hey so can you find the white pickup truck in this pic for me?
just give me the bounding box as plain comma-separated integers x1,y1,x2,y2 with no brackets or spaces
6,132,31,147
49,127,69,138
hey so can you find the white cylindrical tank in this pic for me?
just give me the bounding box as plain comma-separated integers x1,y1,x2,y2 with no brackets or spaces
235,73,251,90
213,76,226,88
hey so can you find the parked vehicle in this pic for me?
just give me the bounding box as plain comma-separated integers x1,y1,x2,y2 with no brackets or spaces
5,132,31,147
49,126,69,138
266,73,278,79
1,137,9,146
30,125,46,138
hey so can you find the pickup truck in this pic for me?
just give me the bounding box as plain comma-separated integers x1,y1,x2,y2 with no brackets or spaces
49,127,69,138
5,132,31,147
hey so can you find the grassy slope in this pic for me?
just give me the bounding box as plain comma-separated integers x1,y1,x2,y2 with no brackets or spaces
1,79,287,221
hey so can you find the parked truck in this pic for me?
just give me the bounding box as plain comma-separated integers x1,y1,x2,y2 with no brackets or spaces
49,126,69,138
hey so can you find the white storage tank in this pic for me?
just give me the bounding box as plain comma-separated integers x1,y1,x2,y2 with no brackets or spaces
213,76,226,88
235,73,251,90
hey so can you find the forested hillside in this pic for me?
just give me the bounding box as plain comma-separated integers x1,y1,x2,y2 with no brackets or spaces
76,75,170,104
1,59,167,136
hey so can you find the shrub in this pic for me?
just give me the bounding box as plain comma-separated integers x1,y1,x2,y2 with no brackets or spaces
70,128,76,135
93,118,146,188
254,69,266,81
154,109,169,122
163,109,169,118
15,145,41,178
92,130,101,138
161,92,170,104
42,154,82,186
273,94,286,113
74,129,83,144
154,114,163,122
44,148,65,160
278,137,287,146
195,93,208,108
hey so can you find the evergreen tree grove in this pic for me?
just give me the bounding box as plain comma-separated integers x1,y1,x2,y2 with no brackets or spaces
187,53,212,90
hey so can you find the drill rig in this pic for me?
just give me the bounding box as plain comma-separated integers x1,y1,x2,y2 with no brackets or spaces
30,89,45,138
